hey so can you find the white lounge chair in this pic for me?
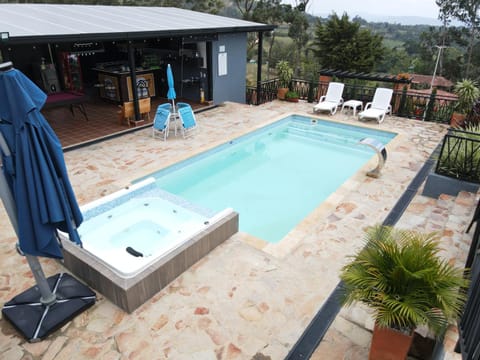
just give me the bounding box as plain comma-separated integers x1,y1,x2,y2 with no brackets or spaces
358,88,393,124
177,102,198,138
313,82,345,115
152,105,171,141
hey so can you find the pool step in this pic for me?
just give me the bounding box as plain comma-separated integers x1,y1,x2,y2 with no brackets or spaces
396,190,477,267
285,124,368,148
288,120,391,144
286,121,392,151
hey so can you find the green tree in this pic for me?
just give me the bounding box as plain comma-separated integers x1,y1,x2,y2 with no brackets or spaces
436,0,480,78
404,25,468,82
289,0,310,12
286,8,309,76
442,46,466,82
233,0,257,18
312,13,384,72
186,0,224,14
376,47,412,74
235,0,291,75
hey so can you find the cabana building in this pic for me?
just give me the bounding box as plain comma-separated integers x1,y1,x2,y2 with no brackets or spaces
0,4,273,122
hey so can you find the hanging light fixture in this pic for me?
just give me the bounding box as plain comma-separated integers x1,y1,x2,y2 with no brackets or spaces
71,42,104,55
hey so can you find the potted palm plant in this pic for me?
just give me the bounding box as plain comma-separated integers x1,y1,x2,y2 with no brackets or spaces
276,60,293,100
339,225,468,360
451,79,480,127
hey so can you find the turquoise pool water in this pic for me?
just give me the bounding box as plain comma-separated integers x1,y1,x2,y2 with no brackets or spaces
151,115,396,243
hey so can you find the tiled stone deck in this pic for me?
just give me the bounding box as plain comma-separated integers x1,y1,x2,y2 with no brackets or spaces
1,100,476,359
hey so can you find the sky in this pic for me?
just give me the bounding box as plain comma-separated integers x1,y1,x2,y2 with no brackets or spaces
282,0,441,23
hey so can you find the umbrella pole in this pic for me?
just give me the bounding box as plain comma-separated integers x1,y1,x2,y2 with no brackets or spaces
25,256,57,305
171,99,177,136
0,133,57,306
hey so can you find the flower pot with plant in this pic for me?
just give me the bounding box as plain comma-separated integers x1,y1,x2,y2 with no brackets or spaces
276,60,293,100
340,225,468,360
285,90,299,102
452,79,480,128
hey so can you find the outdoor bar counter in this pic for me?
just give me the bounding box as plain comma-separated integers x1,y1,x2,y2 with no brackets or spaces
94,64,156,103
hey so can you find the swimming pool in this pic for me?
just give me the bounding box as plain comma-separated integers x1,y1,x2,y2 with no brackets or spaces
150,115,396,243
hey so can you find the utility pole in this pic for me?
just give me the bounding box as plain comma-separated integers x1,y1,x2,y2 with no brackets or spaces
430,45,447,90
423,45,448,121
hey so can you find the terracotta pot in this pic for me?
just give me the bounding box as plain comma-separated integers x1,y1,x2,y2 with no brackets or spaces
277,87,289,100
450,112,466,128
286,98,299,103
369,325,414,360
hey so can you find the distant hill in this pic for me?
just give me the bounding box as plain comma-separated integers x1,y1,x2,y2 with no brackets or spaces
358,15,442,26
311,12,442,26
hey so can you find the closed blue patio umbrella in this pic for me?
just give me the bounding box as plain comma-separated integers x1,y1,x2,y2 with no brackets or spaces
167,63,176,109
0,62,95,342
166,63,179,135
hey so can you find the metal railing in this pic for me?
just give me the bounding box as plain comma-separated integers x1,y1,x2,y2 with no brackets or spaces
246,79,280,105
246,78,459,124
456,201,480,360
435,129,480,184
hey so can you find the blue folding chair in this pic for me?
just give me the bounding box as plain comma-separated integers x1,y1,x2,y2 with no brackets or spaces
177,102,198,138
152,105,171,141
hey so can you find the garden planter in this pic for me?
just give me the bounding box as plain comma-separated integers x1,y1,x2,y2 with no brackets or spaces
277,87,288,100
286,98,299,103
450,112,466,128
422,172,479,198
369,325,414,360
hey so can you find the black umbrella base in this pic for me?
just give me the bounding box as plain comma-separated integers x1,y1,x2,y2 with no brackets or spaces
2,273,96,342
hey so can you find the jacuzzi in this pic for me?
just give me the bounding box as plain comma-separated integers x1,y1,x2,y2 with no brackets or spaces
60,178,239,313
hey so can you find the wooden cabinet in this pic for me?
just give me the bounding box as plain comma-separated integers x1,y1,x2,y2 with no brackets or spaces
95,68,155,103
98,73,120,102
126,73,155,100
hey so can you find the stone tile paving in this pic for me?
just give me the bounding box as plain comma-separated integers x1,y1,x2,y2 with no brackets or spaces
1,100,473,359
314,189,477,359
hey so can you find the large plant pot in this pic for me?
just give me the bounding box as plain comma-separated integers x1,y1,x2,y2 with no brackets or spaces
277,87,289,100
450,112,466,128
369,325,414,360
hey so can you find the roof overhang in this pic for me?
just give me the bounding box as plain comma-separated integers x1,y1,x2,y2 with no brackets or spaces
0,4,275,45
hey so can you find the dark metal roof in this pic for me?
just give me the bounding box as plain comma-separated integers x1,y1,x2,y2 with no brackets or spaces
410,74,454,88
0,4,274,45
